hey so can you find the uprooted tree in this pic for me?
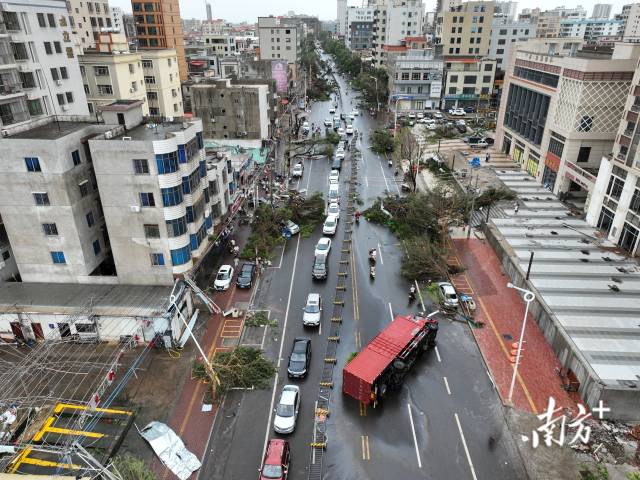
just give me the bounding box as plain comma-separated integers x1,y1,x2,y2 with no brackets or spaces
112,454,155,480
192,346,276,402
393,127,426,191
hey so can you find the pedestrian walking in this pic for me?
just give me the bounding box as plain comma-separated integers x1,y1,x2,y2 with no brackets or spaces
233,257,239,269
485,152,491,163
514,203,519,214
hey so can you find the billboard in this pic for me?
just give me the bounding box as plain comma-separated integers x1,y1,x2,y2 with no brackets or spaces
271,60,288,94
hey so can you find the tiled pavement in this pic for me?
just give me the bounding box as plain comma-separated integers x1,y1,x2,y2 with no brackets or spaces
449,238,581,415
151,284,253,480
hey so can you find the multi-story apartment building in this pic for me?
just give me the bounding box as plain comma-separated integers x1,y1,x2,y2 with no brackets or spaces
201,34,236,55
489,14,536,70
559,19,624,44
495,1,518,20
122,13,136,40
586,56,640,256
191,78,274,141
592,4,613,19
0,0,88,130
536,5,588,38
440,1,497,109
387,49,443,111
370,0,425,68
65,0,113,52
132,0,187,82
257,17,301,81
141,49,183,117
496,40,639,200
0,100,216,285
621,4,640,42
337,0,348,37
346,6,375,50
111,6,123,32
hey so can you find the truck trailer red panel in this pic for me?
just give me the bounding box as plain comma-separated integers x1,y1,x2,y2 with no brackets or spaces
342,314,437,404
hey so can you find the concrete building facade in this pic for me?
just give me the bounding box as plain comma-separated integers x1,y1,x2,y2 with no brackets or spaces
489,15,536,71
140,49,183,117
111,6,123,32
496,41,639,200
559,19,624,44
370,0,425,68
592,3,613,19
346,6,375,50
132,0,187,82
0,0,89,130
191,78,273,141
337,0,348,37
586,57,640,257
494,1,518,20
65,0,113,52
621,4,640,42
257,17,301,81
387,49,443,111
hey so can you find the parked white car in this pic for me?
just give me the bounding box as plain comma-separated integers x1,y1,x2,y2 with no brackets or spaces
335,148,345,160
337,127,345,136
329,106,336,114
285,220,300,235
292,162,304,178
323,216,338,236
416,112,425,119
324,118,332,127
346,124,354,135
426,122,437,131
327,202,340,219
433,112,444,119
302,293,322,327
273,385,300,434
329,170,340,184
314,238,332,256
214,265,234,291
438,282,459,309
351,109,359,116
448,108,465,116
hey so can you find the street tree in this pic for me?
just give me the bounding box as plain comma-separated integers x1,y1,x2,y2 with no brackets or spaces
393,127,425,191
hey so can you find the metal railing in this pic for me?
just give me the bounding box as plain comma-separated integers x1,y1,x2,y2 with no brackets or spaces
307,132,360,480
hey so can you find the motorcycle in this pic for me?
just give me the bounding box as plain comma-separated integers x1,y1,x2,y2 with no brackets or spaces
368,249,377,265
370,265,376,279
408,286,416,303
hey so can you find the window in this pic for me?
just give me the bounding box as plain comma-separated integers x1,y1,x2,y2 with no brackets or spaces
450,75,458,82
33,192,50,205
128,63,134,74
42,223,58,236
47,13,56,27
577,146,591,163
86,211,95,227
44,42,52,54
133,158,149,174
166,216,187,237
144,224,160,238
150,253,165,266
548,136,565,157
451,27,456,33
161,185,183,206
156,151,179,174
37,13,46,27
448,87,456,94
170,245,191,265
464,75,476,84
401,72,409,80
84,84,90,94
578,116,593,132
498,39,506,45
483,75,491,83
142,59,153,68
140,192,155,207
79,181,89,197
57,93,65,106
25,157,41,172
606,176,625,201
28,99,43,116
65,92,74,103
411,72,420,80
54,42,61,53
97,84,113,95
94,65,109,76
144,76,156,84
497,49,504,55
51,251,66,264
60,66,68,79
93,239,101,255
484,63,493,71
72,150,81,166
2,251,9,261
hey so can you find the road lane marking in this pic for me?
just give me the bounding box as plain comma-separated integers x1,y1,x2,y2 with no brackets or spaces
443,376,452,395
305,158,313,191
435,345,442,362
359,402,367,416
407,404,422,468
361,435,370,460
377,243,383,265
388,302,394,322
454,413,478,480
261,233,302,461
365,176,369,187
378,159,390,192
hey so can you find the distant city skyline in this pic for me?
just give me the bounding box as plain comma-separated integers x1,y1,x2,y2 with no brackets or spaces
108,0,620,22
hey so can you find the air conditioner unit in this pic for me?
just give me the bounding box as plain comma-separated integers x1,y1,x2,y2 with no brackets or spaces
1,130,8,137
56,80,62,86
166,116,174,122
61,104,69,111
104,130,113,139
18,65,29,72
130,87,135,93
130,205,141,213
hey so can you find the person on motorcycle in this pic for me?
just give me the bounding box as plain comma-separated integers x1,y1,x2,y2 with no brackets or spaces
355,211,362,222
409,285,416,301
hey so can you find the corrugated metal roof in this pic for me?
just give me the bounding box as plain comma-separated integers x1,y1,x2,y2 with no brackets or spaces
0,283,172,318
494,171,640,386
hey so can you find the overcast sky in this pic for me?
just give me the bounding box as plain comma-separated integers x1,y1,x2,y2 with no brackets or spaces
108,0,620,22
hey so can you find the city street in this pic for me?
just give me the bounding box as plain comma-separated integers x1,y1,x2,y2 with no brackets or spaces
200,61,527,480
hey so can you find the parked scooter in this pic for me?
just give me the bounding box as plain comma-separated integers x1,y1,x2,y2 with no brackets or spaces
370,265,376,279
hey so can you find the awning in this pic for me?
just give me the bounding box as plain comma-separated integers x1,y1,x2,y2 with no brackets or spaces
189,60,206,66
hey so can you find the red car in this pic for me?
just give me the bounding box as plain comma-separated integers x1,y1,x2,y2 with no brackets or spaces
259,439,290,479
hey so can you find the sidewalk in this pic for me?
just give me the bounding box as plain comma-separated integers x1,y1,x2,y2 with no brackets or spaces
449,238,581,415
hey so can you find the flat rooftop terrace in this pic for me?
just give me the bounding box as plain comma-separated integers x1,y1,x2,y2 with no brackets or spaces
112,121,188,141
8,121,93,140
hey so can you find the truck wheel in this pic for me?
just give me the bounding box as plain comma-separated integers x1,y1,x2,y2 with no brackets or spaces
393,359,407,371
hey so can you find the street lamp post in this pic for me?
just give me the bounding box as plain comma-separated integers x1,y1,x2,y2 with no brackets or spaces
506,282,536,404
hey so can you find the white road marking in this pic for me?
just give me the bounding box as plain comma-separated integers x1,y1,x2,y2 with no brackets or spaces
388,302,394,322
305,159,313,191
454,413,478,480
365,176,369,187
377,243,383,265
435,346,442,362
443,376,452,395
486,369,496,390
261,233,302,460
378,159,390,192
407,403,422,468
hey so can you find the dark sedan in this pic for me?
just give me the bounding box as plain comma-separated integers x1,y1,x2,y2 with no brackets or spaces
236,263,256,289
287,337,311,379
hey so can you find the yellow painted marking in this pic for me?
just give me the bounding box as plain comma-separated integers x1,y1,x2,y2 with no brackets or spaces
20,456,81,470
44,426,104,438
361,435,370,460
54,403,132,415
32,417,54,442
359,402,367,417
8,448,31,473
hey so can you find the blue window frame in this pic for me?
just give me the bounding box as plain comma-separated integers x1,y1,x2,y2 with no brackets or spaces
205,215,213,229
185,206,194,223
181,176,190,194
204,187,210,203
72,149,81,166
190,233,198,251
92,239,101,255
86,211,95,227
33,192,50,206
166,216,187,237
170,245,191,265
140,192,155,207
150,253,165,266
161,186,183,206
196,131,204,149
155,151,179,174
199,160,206,178
51,251,66,264
25,157,41,172
177,144,187,163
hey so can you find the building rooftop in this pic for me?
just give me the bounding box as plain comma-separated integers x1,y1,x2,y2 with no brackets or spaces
492,170,640,388
8,121,93,141
98,99,144,112
112,120,190,141
0,282,173,317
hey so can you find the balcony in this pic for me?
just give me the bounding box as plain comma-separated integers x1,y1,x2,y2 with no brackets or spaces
630,102,640,113
0,109,28,126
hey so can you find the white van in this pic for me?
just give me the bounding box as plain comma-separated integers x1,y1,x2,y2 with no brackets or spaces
328,183,339,204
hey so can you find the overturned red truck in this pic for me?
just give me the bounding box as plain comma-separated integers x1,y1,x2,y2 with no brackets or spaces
343,312,438,406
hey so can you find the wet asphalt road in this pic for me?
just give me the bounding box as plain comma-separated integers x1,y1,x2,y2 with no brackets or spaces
200,59,527,480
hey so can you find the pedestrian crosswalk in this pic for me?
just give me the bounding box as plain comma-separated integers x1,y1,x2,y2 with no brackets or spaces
471,203,509,227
